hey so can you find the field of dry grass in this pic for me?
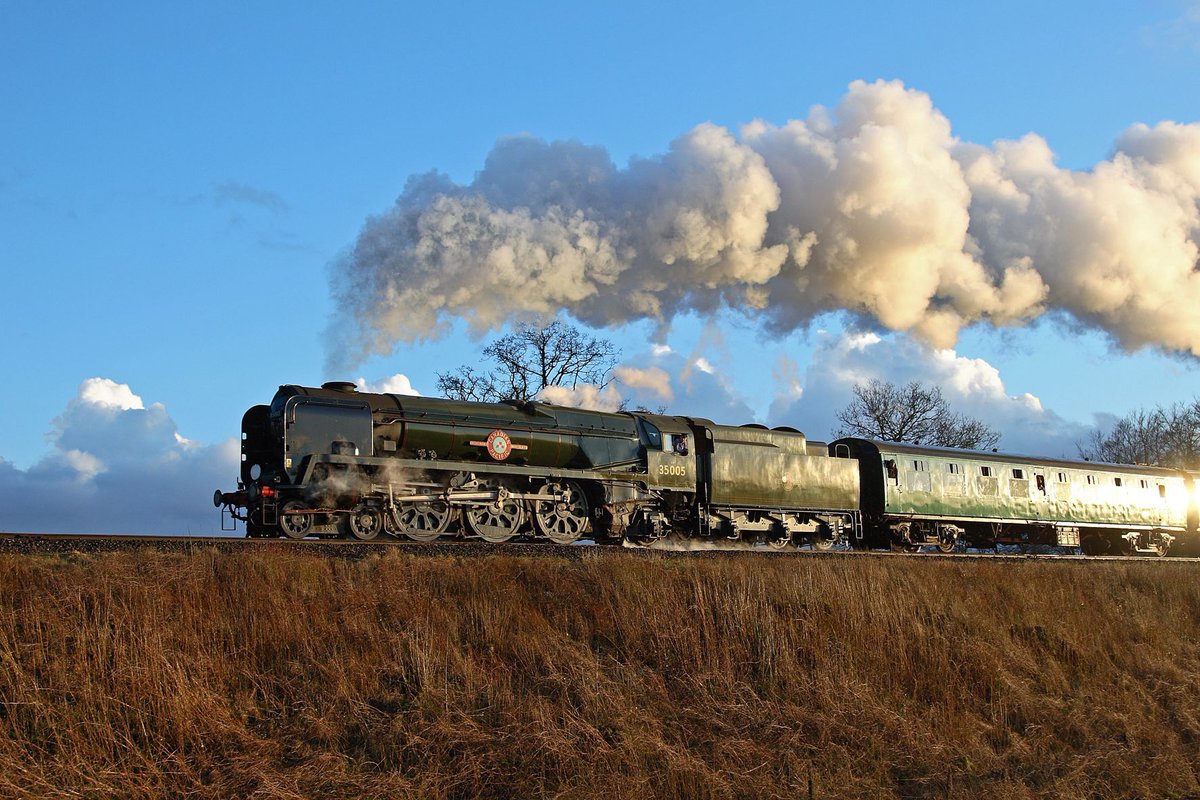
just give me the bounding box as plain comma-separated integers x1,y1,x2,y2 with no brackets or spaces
1,546,1198,799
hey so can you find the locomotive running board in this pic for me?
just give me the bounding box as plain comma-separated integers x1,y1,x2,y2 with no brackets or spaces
375,485,564,505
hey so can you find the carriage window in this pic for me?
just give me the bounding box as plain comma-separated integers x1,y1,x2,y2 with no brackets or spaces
1140,479,1149,489
912,460,927,472
1159,484,1167,498
1087,475,1097,485
1012,468,1024,479
980,466,993,477
1058,472,1067,483
885,459,898,480
1036,475,1046,493
1114,477,1123,487
947,463,961,474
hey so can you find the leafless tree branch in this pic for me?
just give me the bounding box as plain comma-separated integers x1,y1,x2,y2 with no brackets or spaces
436,321,619,403
1079,401,1200,468
834,379,1001,450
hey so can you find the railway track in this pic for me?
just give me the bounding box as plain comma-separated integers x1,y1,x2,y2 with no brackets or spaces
2,531,1199,564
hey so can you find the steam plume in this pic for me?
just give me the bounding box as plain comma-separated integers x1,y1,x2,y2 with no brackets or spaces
329,80,1200,366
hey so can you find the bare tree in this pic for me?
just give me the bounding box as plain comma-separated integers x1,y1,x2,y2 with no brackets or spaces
437,321,619,403
1079,401,1200,468
834,379,1001,449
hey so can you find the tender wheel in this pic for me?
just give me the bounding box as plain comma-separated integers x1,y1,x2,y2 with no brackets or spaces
811,534,836,551
465,488,526,543
768,533,793,550
344,503,383,541
387,501,454,542
533,481,590,544
279,500,313,539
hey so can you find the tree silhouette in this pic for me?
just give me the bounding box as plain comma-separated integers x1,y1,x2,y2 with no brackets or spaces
437,321,619,403
835,379,1000,449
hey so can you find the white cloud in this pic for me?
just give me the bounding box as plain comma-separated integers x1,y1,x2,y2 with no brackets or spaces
770,331,1093,456
62,449,105,481
614,365,673,401
0,378,239,535
637,347,757,423
771,354,804,400
78,377,144,411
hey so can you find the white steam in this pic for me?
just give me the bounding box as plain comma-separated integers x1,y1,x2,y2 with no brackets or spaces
329,79,1200,366
355,373,422,395
538,383,623,412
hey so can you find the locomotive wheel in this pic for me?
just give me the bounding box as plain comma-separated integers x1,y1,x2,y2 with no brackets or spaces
465,492,526,543
388,500,454,542
533,481,590,544
278,500,313,539
344,503,383,541
890,540,921,554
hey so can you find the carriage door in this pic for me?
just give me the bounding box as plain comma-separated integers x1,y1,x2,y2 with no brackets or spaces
1157,481,1171,527
1033,471,1047,518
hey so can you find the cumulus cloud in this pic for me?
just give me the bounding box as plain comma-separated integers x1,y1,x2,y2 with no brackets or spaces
77,377,144,410
0,379,238,535
614,365,673,402
770,331,1092,457
328,79,1200,368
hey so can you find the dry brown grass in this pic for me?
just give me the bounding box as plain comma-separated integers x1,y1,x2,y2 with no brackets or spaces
1,548,1199,799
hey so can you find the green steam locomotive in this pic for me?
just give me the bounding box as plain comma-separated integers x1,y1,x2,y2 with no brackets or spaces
215,382,1197,555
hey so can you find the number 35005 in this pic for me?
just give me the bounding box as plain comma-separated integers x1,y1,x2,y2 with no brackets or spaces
658,464,687,477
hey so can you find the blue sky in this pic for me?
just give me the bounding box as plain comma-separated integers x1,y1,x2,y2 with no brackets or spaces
2,2,1199,532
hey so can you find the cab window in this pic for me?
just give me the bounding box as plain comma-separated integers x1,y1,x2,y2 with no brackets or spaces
637,419,663,449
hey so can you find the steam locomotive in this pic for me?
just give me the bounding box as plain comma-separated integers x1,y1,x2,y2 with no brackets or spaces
215,382,1198,555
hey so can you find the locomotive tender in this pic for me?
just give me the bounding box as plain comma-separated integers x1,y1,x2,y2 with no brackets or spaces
215,382,1199,555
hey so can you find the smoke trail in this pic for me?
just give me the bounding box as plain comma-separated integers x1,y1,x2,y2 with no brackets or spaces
328,79,1200,368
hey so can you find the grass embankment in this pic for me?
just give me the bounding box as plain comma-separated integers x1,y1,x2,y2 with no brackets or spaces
1,548,1198,799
